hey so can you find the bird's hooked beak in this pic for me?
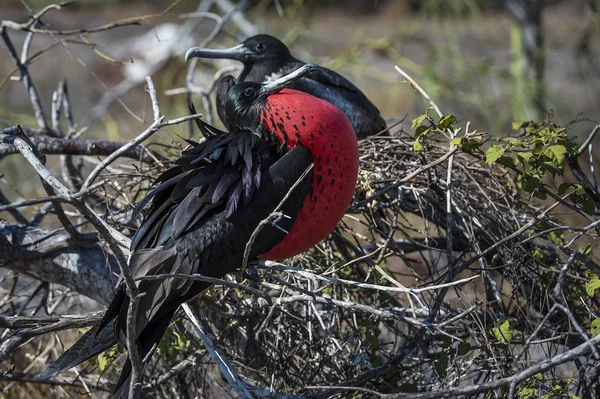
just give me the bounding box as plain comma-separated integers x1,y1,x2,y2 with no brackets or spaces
258,64,318,99
185,44,249,63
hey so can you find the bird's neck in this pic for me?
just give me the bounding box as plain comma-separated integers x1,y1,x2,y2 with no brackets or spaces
241,58,302,83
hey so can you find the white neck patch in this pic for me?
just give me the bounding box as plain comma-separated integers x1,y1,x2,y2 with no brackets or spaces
265,68,284,83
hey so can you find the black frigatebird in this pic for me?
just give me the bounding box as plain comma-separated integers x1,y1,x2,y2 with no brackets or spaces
40,64,359,397
185,34,387,139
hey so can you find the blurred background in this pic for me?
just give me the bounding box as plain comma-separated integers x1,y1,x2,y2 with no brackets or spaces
1,0,599,201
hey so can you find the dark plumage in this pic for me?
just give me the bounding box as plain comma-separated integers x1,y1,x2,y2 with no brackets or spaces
186,34,387,138
40,67,323,398
215,75,236,131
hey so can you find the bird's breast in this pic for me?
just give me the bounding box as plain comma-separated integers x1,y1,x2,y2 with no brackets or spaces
259,89,359,260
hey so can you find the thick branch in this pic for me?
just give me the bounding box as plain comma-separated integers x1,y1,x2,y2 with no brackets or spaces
0,135,162,163
0,221,117,305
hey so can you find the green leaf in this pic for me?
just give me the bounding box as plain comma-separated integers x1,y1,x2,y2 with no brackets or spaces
545,145,568,165
157,328,188,361
524,122,537,134
492,319,513,343
383,367,402,386
413,138,424,152
434,352,448,378
497,155,514,167
503,137,521,146
512,122,522,131
415,125,430,136
548,230,564,245
576,193,595,215
457,341,471,356
98,352,109,372
518,385,537,399
485,145,505,166
450,137,463,146
522,175,541,193
585,271,600,297
532,249,545,261
558,183,572,195
412,112,430,129
173,330,190,351
89,344,118,373
591,318,600,338
517,151,534,163
397,383,419,393
464,138,482,151
535,190,547,200
438,115,456,130
542,161,561,175
365,330,380,349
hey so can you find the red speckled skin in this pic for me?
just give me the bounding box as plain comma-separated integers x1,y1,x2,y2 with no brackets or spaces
259,89,359,260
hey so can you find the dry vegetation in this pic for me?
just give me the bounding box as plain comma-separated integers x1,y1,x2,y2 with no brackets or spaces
0,1,599,398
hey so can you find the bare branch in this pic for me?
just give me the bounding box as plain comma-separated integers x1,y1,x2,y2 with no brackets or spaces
1,28,49,131
0,134,162,163
182,304,255,399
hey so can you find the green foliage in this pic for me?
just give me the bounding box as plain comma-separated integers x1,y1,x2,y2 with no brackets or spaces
485,145,505,165
88,345,119,373
585,270,600,297
411,108,435,151
97,345,119,373
518,374,581,399
438,115,457,130
364,329,380,349
517,373,546,399
411,109,458,151
430,336,473,382
592,319,600,338
482,120,580,200
457,341,471,355
157,327,191,361
571,192,596,215
491,319,513,344
77,328,120,373
450,135,483,151
558,183,596,214
397,382,419,393
531,221,566,246
433,352,449,379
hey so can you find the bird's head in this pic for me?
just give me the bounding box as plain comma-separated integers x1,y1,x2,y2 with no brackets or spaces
224,63,319,134
186,34,293,73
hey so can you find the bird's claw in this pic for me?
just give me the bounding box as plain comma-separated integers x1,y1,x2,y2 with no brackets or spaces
272,212,291,234
242,267,262,284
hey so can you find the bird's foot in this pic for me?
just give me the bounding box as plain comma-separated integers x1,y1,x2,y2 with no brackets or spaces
271,212,291,234
242,266,262,285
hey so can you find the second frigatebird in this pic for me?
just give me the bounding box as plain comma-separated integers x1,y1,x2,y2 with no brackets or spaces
40,64,359,397
185,34,387,139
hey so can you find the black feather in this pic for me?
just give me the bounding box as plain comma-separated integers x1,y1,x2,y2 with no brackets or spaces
188,102,206,135
42,106,316,398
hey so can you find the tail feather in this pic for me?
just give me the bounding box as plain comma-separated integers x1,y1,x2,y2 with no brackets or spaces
39,322,117,380
112,308,177,398
113,357,132,399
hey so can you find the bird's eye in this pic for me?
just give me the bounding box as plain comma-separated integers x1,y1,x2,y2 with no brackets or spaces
243,87,255,97
254,42,266,53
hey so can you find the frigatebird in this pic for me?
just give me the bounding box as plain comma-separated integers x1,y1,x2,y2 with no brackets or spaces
40,64,359,397
185,34,387,138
